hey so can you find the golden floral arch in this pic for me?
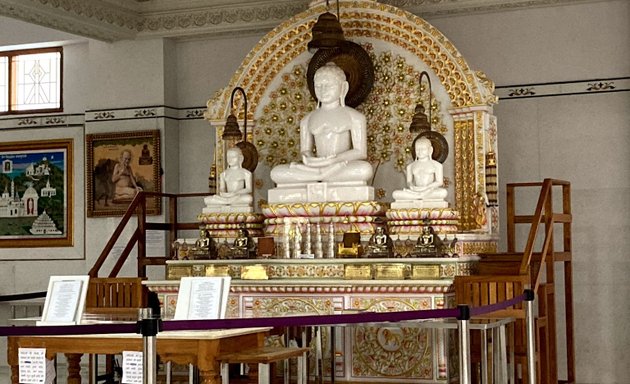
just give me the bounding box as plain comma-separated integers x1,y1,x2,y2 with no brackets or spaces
206,0,499,233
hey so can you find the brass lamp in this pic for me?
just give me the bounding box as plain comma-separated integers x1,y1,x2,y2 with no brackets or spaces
308,0,345,53
408,71,449,163
222,86,258,172
409,71,433,133
222,87,247,140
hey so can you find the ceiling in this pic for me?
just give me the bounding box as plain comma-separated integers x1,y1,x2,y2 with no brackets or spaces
0,0,603,42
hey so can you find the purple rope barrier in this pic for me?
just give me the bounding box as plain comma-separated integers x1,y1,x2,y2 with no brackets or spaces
469,293,527,317
162,307,461,332
0,322,138,337
0,293,528,338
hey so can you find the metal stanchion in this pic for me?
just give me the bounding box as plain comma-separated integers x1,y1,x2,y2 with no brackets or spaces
138,307,161,384
524,289,536,384
457,304,471,384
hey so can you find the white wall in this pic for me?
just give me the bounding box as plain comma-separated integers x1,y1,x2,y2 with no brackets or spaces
0,1,628,382
427,0,629,83
427,2,630,382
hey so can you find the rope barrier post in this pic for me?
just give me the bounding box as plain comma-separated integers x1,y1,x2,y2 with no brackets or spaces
138,307,161,384
524,289,536,384
457,304,471,384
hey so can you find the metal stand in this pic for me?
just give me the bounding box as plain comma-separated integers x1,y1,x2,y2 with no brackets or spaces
525,289,536,384
138,308,161,384
457,305,471,384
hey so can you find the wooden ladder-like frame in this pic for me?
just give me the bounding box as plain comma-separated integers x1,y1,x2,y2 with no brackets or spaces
455,179,575,384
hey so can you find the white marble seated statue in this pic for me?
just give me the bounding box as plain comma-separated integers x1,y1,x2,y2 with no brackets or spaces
268,62,374,203
203,147,253,213
391,137,448,209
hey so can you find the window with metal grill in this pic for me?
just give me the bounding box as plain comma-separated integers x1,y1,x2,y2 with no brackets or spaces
0,47,62,115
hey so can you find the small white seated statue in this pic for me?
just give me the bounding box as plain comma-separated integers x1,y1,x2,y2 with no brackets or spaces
203,147,253,213
391,137,448,209
268,62,374,203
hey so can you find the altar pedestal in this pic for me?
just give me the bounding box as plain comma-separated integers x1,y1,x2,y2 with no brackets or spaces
148,256,480,384
386,208,460,236
268,183,374,204
262,201,387,237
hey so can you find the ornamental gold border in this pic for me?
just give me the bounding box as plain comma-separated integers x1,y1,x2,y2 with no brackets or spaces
454,117,476,230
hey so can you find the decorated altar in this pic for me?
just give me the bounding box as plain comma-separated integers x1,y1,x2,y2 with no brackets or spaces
163,0,501,382
148,257,474,382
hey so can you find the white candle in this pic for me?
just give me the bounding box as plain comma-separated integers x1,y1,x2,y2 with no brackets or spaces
327,221,335,258
283,217,291,259
305,220,312,256
315,222,323,259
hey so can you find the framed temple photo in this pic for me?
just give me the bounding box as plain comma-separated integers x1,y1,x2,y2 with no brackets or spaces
86,130,161,217
0,139,73,248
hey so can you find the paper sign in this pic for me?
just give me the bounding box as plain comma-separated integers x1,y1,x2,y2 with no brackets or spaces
188,278,222,319
122,351,143,384
174,277,231,320
19,348,46,384
38,275,89,325
46,280,82,323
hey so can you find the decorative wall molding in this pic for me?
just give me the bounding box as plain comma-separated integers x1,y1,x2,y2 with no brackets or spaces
0,113,84,130
381,0,609,17
495,77,630,100
0,0,138,42
0,0,609,42
84,106,207,122
2,75,626,130
0,107,207,130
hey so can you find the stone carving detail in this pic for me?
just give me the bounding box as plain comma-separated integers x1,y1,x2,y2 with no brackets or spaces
134,109,157,117
508,87,536,97
351,298,433,378
587,81,615,91
44,116,66,125
17,118,38,126
93,111,115,120
185,109,205,118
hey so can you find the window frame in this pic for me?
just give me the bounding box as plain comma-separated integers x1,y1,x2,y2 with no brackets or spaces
0,46,63,116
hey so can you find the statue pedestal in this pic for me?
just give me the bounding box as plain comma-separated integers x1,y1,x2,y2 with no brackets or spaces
386,208,460,236
390,200,449,209
197,212,265,238
268,182,374,204
202,205,254,214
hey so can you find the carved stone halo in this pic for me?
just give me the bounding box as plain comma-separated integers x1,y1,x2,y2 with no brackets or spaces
306,41,375,108
411,131,449,164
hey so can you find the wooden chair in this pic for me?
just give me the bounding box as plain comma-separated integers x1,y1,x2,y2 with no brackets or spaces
85,277,148,383
85,277,147,317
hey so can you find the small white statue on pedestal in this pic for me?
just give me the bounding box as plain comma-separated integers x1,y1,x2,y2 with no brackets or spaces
268,62,374,203
203,147,253,213
391,137,448,209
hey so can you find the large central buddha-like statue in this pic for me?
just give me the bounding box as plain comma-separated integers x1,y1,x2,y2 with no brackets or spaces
268,63,374,203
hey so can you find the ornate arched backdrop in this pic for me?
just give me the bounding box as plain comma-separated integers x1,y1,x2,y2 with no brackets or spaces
207,0,499,234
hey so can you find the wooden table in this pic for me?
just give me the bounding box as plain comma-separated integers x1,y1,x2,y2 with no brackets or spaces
7,327,270,384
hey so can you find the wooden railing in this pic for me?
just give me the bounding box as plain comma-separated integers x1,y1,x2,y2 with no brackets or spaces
88,191,213,278
454,178,575,384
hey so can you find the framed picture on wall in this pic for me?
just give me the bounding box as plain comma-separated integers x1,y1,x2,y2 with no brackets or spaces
0,139,73,247
86,130,161,217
